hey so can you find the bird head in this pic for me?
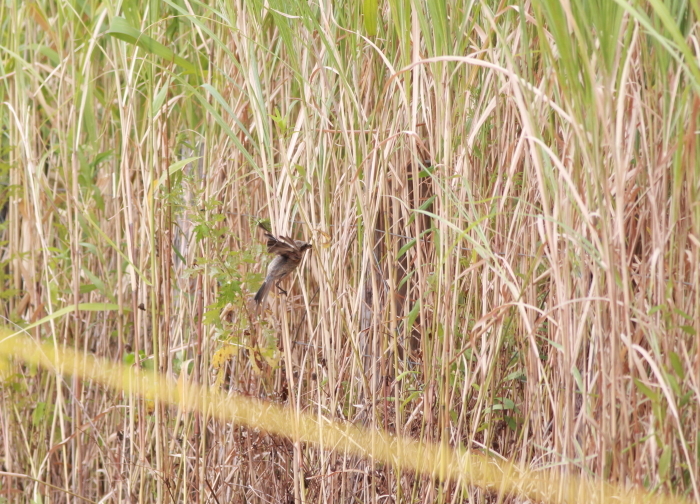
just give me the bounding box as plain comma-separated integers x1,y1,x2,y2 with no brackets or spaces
296,241,312,252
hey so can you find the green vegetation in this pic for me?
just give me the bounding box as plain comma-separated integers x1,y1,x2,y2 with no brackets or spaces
1,0,698,502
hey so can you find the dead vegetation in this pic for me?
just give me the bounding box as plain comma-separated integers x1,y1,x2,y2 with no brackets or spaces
1,0,699,503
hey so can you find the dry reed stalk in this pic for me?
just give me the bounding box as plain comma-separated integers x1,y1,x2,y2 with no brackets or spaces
0,0,698,503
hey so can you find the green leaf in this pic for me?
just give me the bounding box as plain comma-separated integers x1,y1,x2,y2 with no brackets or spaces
37,44,60,66
152,78,170,116
484,397,516,414
82,266,112,301
398,227,433,257
669,351,684,379
395,369,417,383
419,165,436,178
106,17,199,74
7,303,124,339
156,156,200,190
673,308,692,321
362,0,378,36
634,378,660,403
543,337,563,352
397,238,417,259
679,391,693,408
32,402,47,426
498,397,516,410
78,284,97,294
419,195,436,212
271,107,287,133
407,300,420,330
503,370,525,383
647,305,664,315
665,373,680,396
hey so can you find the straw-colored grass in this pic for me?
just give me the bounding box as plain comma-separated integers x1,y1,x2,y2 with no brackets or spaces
1,0,698,503
2,333,693,504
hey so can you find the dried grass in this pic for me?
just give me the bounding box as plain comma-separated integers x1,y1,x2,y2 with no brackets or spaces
1,0,699,503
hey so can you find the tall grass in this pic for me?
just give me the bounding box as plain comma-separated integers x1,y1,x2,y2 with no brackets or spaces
1,0,698,503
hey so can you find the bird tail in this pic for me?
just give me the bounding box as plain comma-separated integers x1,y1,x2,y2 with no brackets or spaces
254,280,271,305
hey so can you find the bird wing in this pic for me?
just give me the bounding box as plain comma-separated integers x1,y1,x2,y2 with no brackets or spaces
279,235,301,249
264,233,302,259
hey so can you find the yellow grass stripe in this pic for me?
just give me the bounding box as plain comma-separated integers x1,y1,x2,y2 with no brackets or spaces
0,333,688,504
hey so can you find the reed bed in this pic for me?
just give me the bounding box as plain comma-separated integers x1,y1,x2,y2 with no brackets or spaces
1,0,699,503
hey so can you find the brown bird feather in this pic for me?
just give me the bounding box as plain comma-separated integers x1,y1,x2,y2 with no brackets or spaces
254,231,312,305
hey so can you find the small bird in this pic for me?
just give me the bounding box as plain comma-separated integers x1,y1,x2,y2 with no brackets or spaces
254,231,312,305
